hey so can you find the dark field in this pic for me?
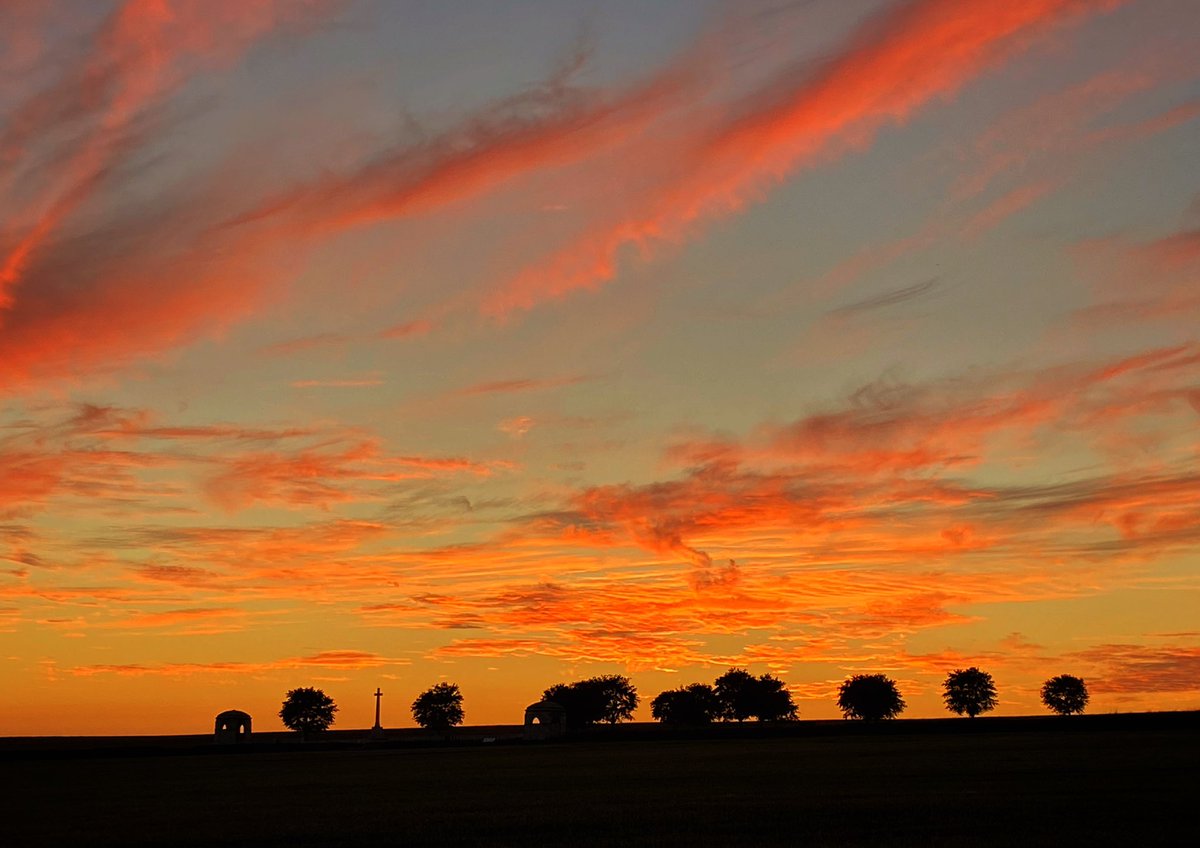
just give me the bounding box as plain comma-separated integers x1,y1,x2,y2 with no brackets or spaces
5,716,1196,847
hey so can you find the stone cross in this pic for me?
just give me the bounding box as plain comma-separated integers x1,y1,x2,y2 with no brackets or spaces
372,688,383,731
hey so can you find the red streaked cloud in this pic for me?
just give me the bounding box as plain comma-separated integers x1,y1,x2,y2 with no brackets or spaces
950,65,1164,201
484,0,1124,315
0,2,701,390
289,377,386,389
259,319,433,357
452,375,593,397
1071,225,1200,332
0,0,333,307
260,333,349,357
378,319,434,340
222,39,707,237
961,178,1062,238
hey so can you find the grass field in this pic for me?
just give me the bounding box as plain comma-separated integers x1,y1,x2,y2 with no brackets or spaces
4,716,1196,846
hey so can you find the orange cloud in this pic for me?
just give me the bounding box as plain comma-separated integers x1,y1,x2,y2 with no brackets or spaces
434,632,717,673
7,336,1195,667
0,452,64,514
1070,643,1200,694
204,439,507,511
0,402,511,534
69,649,406,677
105,606,244,632
453,344,1200,612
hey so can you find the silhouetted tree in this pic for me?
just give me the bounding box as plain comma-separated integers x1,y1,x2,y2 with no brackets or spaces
713,668,798,721
543,675,639,727
753,673,799,722
714,668,759,721
542,682,587,726
411,682,464,731
1041,674,1089,715
279,687,337,738
837,674,906,721
651,683,721,725
942,667,998,718
596,675,640,723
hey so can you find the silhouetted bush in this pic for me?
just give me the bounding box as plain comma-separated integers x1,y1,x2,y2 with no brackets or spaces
1041,674,1089,715
544,675,639,726
279,687,337,737
836,674,905,721
651,683,721,724
411,682,464,731
943,667,998,718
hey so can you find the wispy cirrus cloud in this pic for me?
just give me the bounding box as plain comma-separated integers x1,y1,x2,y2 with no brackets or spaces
827,278,941,318
259,333,350,357
204,439,511,512
323,340,1200,679
1071,225,1200,332
258,319,433,358
69,649,407,677
0,2,342,388
484,0,1126,315
103,606,246,633
0,0,334,306
289,377,386,389
0,401,510,519
0,1,705,390
1,0,1134,389
949,60,1200,202
1070,643,1200,694
224,42,705,238
451,374,593,397
378,319,434,340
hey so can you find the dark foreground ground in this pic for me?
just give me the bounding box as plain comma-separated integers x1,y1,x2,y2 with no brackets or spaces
4,714,1196,847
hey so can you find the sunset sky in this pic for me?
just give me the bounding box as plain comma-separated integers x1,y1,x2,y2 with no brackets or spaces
3,0,1199,736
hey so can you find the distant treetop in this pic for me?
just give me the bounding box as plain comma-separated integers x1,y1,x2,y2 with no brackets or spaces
651,683,721,725
942,667,998,718
837,674,906,721
1041,675,1089,716
543,675,639,727
411,682,465,731
279,687,337,737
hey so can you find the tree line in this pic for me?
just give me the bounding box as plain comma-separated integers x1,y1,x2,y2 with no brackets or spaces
276,668,1090,735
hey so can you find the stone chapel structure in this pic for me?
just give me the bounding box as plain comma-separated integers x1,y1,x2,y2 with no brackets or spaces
522,700,567,740
213,709,252,743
